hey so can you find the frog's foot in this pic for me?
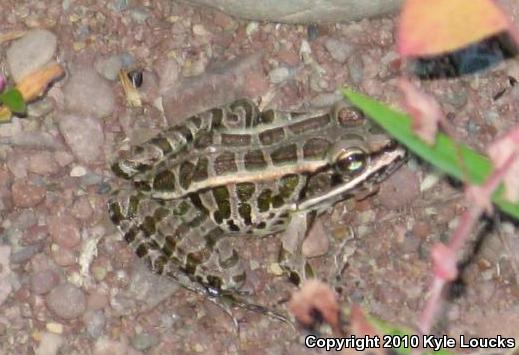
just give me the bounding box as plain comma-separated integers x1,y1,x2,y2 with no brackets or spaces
278,211,316,286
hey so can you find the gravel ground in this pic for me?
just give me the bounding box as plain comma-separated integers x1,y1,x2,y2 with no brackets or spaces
0,1,518,354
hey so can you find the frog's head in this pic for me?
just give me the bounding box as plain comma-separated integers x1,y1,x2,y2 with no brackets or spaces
296,103,406,211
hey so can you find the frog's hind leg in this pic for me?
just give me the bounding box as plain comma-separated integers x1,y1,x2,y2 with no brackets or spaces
107,189,246,293
108,189,292,331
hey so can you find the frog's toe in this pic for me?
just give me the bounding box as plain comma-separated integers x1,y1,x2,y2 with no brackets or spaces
279,251,315,286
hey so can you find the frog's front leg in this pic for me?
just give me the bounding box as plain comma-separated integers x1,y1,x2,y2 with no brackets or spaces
278,210,317,285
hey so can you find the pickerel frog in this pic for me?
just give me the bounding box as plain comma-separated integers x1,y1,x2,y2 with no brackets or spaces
108,99,405,298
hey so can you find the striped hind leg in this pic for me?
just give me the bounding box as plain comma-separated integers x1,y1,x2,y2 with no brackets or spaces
107,189,246,293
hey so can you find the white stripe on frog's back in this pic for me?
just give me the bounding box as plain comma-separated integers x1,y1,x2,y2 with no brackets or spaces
133,112,347,199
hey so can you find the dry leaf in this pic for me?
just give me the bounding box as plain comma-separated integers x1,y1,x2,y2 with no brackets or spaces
398,78,443,145
398,0,510,57
119,69,142,107
288,279,339,332
16,61,65,102
0,62,65,119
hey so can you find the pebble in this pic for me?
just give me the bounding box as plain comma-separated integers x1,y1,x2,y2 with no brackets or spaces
30,269,60,295
0,246,12,307
11,180,46,208
126,262,179,310
71,197,93,221
28,152,60,176
245,22,259,37
268,66,291,84
347,56,364,85
79,172,104,186
420,173,441,192
192,24,210,36
69,165,87,177
87,291,109,311
310,92,342,108
27,98,55,118
130,7,149,23
95,55,123,81
51,245,76,266
35,332,63,355
85,310,106,338
324,38,353,63
46,283,86,320
46,322,64,334
6,29,58,82
268,262,284,276
54,151,75,167
157,58,180,93
7,132,62,150
131,333,158,351
93,339,131,355
48,214,81,249
58,114,105,164
110,0,129,12
302,220,329,258
10,244,44,264
0,117,22,138
162,54,268,124
64,67,115,118
444,88,468,109
378,167,420,209
307,24,320,41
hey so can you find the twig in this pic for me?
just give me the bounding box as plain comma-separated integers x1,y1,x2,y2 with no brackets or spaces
417,150,519,336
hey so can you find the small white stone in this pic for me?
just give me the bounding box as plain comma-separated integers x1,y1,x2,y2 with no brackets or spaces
70,165,87,177
35,332,63,355
268,67,290,84
46,322,63,334
420,173,441,192
268,262,284,276
245,22,259,37
192,24,210,36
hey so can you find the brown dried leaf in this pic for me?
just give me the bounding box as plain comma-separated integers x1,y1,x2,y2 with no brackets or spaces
0,62,65,120
0,30,26,44
288,279,339,332
16,61,65,102
398,78,443,145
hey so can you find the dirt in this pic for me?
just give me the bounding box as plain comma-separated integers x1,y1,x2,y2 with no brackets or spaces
0,1,518,354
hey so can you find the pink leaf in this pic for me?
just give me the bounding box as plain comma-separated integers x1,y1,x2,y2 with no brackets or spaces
398,0,511,57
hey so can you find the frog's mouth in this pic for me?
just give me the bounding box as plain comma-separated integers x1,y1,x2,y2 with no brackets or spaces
296,146,406,211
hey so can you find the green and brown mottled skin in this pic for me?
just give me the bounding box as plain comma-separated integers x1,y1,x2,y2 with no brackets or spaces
108,99,405,296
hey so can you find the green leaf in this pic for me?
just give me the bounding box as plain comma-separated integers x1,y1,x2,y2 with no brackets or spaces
343,89,519,220
369,317,453,355
0,88,26,114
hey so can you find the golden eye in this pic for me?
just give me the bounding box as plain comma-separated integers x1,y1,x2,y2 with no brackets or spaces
335,148,366,174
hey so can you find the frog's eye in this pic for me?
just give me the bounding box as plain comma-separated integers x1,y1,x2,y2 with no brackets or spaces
335,148,367,175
